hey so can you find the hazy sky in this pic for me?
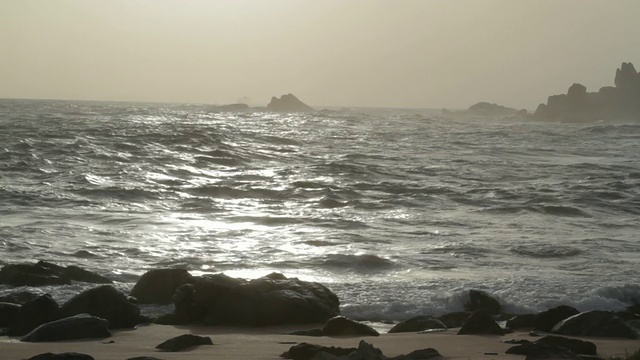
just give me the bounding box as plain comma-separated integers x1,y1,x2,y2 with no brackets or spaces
1,0,639,109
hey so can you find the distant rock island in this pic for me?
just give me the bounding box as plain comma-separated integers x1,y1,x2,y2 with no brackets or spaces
267,93,314,112
534,62,640,121
443,102,527,118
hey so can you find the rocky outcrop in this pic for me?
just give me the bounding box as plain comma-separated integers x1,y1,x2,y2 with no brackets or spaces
20,314,110,342
27,353,95,360
442,102,527,118
0,302,20,327
281,341,442,360
130,268,193,304
267,94,314,112
534,62,640,121
0,261,111,287
57,285,142,329
551,310,639,339
388,315,447,333
166,272,339,326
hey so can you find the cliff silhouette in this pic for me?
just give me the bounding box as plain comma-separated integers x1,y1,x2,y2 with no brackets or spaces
534,62,640,121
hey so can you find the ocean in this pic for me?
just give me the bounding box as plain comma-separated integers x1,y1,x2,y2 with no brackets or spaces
1,98,639,323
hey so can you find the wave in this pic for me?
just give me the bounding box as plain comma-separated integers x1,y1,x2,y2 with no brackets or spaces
320,254,396,273
510,245,582,258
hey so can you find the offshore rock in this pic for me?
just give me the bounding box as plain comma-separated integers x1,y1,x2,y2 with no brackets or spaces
552,310,639,339
534,305,579,332
267,94,314,112
534,62,640,121
130,268,193,304
9,294,59,336
464,289,501,314
21,314,110,342
0,261,111,287
173,272,339,326
322,316,380,336
155,334,213,352
58,285,141,329
388,315,447,333
457,310,505,335
467,102,520,117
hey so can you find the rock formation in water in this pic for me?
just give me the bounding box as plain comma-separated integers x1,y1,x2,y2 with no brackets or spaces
534,62,640,121
442,102,527,118
267,93,314,112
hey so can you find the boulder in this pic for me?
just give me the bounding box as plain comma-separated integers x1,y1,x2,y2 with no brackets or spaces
155,334,213,352
551,310,638,339
0,290,42,304
322,316,380,337
0,302,20,327
27,353,95,360
172,273,339,326
536,335,597,355
534,305,579,332
388,315,447,333
346,340,388,360
57,285,141,329
20,314,110,342
457,310,504,335
391,348,443,360
506,314,536,330
506,342,581,359
281,342,356,360
267,94,314,112
0,261,111,287
130,268,193,304
9,294,59,336
437,311,470,328
464,289,501,314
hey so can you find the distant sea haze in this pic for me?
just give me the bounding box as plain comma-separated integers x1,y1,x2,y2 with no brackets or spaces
0,99,639,321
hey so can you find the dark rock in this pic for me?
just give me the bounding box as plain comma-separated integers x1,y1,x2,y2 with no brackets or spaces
536,335,597,355
0,290,41,304
155,334,213,352
347,340,388,360
58,285,141,329
27,353,95,360
457,310,504,335
21,314,110,342
281,342,356,360
552,310,638,339
467,102,519,117
127,357,165,360
391,348,443,360
9,294,59,336
130,268,193,304
289,328,324,336
437,311,471,328
506,314,536,330
534,305,579,332
173,273,339,326
214,103,250,112
267,94,314,112
506,342,581,359
464,289,501,314
627,304,640,315
0,302,20,327
322,316,380,337
388,315,447,333
0,261,111,287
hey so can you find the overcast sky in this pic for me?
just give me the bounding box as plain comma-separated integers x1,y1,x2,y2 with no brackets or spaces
1,0,639,109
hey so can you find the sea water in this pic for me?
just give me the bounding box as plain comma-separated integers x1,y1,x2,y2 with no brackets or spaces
1,99,639,322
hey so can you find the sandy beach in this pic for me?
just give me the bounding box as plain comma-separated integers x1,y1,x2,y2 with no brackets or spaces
2,324,639,360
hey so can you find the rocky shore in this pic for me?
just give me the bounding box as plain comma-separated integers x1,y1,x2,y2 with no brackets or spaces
1,261,639,359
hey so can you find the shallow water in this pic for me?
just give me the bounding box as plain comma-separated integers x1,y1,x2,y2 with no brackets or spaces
1,99,639,321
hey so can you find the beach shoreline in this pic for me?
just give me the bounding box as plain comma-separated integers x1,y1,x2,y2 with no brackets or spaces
2,324,639,360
